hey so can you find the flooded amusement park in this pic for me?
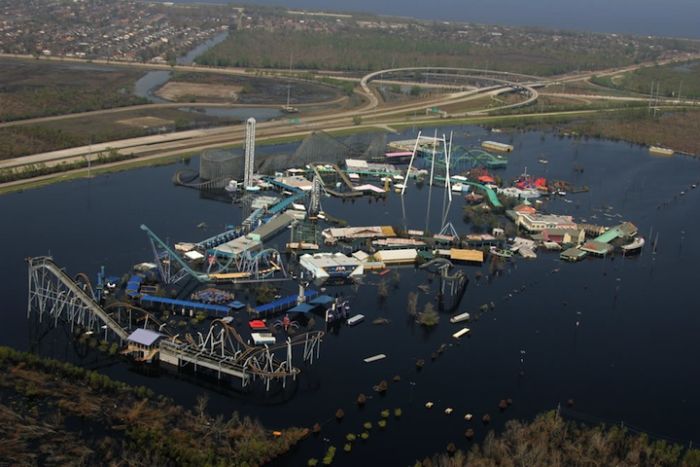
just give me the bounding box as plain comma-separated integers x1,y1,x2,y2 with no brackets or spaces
3,124,700,465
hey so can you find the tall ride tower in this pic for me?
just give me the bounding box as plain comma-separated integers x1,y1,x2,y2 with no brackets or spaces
308,175,322,217
244,117,256,189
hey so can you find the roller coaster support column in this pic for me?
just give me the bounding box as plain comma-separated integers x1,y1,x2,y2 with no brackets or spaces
140,224,208,285
401,131,422,196
27,256,128,341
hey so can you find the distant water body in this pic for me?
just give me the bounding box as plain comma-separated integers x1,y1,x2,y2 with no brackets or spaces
167,0,700,39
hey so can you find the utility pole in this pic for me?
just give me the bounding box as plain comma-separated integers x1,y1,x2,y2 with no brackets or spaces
87,135,94,178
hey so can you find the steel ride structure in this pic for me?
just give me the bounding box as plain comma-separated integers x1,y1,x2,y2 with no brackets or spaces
27,256,128,341
141,224,288,285
27,256,324,392
420,147,508,172
419,258,468,312
173,169,232,191
141,224,209,285
188,318,323,390
206,248,288,283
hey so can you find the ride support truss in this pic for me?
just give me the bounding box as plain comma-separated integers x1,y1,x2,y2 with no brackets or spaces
27,256,128,341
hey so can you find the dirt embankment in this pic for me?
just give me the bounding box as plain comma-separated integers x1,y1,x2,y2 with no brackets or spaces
156,81,243,102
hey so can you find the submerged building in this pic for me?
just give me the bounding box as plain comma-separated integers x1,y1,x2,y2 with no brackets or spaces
300,253,364,280
509,211,577,232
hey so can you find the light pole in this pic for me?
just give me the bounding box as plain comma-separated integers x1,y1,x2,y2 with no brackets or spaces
87,135,94,178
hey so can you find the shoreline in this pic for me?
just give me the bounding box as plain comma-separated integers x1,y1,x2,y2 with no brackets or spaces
3,106,694,196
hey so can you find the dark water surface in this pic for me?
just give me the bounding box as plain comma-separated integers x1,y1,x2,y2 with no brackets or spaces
2,126,699,464
164,0,700,39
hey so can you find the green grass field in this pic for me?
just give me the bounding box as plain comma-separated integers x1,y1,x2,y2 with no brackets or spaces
0,58,149,121
591,60,700,98
196,29,662,76
0,108,234,160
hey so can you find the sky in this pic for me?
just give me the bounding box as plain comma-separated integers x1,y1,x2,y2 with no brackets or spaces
182,0,700,38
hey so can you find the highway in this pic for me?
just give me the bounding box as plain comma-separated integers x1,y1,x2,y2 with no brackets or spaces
1,55,699,191
0,95,350,129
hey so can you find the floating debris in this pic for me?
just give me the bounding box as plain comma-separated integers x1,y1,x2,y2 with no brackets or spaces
336,409,345,420
425,401,434,409
372,318,391,325
482,414,491,424
465,428,475,440
357,393,367,406
444,407,453,415
347,314,365,326
373,380,388,393
450,312,470,323
464,413,473,421
364,354,386,363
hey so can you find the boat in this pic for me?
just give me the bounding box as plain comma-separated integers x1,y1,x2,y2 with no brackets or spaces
649,146,674,156
538,159,549,164
347,314,365,326
452,328,470,339
363,354,386,363
449,312,470,323
621,237,645,254
489,246,514,258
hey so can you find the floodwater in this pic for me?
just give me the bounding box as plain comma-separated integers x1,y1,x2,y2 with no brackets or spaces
163,0,700,39
132,30,283,121
2,126,699,465
179,106,283,121
133,70,171,103
133,31,230,103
